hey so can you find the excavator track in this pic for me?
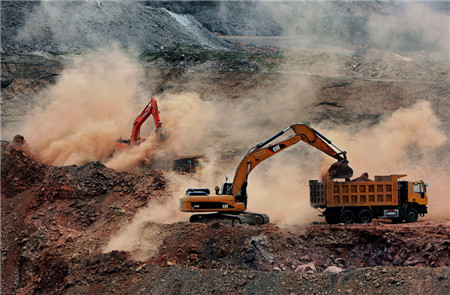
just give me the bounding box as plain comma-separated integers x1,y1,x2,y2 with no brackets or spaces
189,212,269,227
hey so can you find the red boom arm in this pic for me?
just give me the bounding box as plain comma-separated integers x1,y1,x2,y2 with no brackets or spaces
130,97,162,144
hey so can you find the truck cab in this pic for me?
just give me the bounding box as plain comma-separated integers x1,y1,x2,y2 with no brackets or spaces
408,181,428,205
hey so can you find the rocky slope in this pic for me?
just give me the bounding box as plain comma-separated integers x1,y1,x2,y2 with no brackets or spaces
1,2,449,294
150,1,449,54
2,141,449,295
1,1,231,53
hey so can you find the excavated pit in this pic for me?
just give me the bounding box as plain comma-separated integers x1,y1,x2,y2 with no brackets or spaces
1,141,449,294
2,4,449,291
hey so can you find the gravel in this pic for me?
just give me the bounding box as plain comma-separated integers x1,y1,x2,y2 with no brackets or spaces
1,1,232,53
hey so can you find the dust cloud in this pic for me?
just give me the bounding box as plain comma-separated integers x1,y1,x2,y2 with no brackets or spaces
101,69,446,257
104,97,448,256
103,171,195,260
108,83,446,231
103,219,165,261
105,138,158,172
20,46,145,166
319,100,448,219
247,156,323,226
158,92,218,156
263,1,449,56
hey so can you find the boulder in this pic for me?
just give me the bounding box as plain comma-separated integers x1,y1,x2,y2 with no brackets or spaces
324,266,343,274
294,262,317,274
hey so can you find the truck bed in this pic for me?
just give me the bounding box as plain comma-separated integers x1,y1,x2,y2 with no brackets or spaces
310,175,406,208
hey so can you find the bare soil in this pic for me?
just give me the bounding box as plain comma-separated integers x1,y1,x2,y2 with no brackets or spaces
1,37,449,295
1,141,449,294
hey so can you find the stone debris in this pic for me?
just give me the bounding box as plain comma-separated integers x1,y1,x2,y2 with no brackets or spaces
294,262,317,274
1,126,450,295
323,266,343,274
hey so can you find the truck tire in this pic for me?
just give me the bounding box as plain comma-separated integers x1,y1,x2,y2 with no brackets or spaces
340,210,356,224
405,208,418,222
325,214,339,224
358,209,373,224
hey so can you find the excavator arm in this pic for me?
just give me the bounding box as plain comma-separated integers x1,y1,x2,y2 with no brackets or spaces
130,98,162,144
231,124,352,198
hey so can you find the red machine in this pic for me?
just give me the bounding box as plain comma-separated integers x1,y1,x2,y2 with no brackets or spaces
116,98,167,150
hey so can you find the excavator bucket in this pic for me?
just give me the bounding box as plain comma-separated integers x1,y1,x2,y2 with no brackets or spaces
327,160,353,179
155,127,169,141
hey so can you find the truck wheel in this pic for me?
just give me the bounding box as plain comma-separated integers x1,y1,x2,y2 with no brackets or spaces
340,210,356,224
325,214,339,224
358,209,373,224
405,208,418,222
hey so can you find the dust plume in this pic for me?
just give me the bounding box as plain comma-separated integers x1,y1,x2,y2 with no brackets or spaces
21,46,145,165
257,1,449,56
157,76,317,152
246,154,322,226
319,100,448,219
158,92,218,156
114,84,448,227
105,138,158,172
219,100,448,225
103,171,195,260
102,219,165,261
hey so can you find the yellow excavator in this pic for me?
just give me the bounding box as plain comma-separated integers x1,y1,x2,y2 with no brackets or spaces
179,124,353,225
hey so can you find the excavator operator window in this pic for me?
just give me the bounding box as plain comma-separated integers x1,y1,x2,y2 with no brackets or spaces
222,183,232,195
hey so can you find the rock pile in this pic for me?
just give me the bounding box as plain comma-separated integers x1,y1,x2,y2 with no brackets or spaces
1,1,231,53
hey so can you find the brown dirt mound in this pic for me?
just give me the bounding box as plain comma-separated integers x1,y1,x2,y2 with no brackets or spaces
2,138,449,295
1,139,166,294
150,220,449,272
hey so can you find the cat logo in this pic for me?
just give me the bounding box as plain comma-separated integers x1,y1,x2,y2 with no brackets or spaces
222,204,229,209
268,144,286,153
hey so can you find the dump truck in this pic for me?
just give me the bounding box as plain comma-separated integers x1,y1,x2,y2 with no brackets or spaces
310,174,428,224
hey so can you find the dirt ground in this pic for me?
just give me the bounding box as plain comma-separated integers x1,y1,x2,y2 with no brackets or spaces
1,36,449,294
1,140,449,295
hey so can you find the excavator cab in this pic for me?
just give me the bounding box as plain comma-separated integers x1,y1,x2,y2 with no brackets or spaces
221,182,233,195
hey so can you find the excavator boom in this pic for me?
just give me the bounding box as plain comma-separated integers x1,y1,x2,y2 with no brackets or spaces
231,124,351,198
117,97,167,150
130,97,162,144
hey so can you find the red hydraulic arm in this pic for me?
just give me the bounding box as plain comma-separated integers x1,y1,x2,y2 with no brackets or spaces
130,97,162,144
